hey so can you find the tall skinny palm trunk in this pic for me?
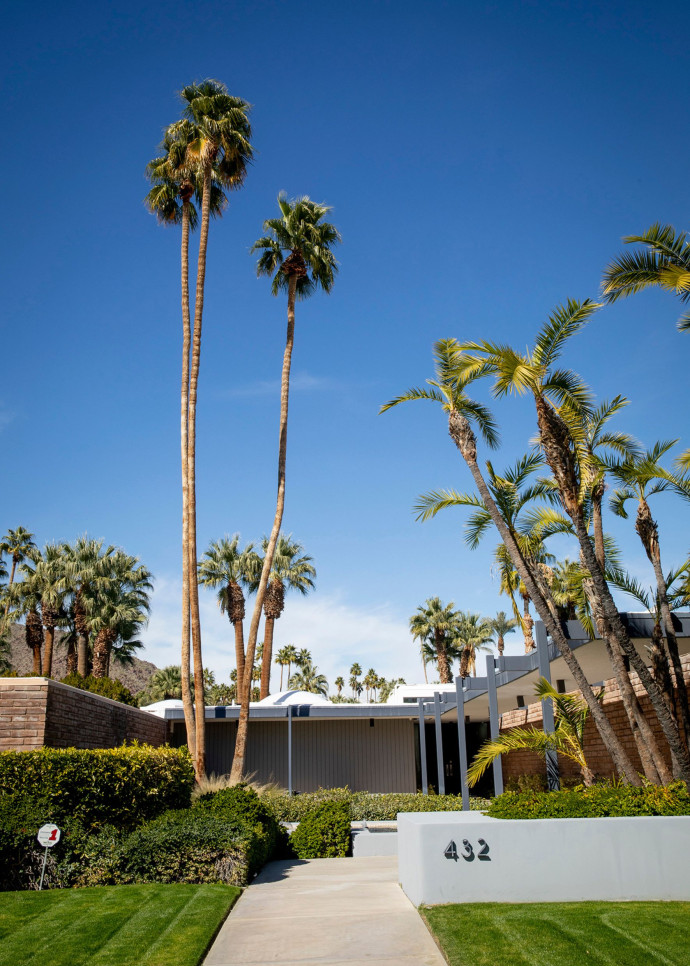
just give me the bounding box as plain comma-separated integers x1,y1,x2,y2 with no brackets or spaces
179,191,196,762
521,593,535,652
74,590,89,678
636,498,690,749
536,396,690,784
187,164,215,779
448,409,642,785
260,616,276,699
231,274,298,782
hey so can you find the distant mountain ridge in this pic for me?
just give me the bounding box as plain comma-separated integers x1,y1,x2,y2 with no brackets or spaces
6,623,158,695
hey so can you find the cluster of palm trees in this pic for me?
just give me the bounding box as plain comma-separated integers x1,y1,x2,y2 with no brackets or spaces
0,528,152,680
409,600,517,683
384,222,690,788
330,664,405,704
146,79,340,779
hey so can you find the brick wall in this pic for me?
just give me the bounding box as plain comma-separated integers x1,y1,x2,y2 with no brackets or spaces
0,678,167,751
499,654,690,784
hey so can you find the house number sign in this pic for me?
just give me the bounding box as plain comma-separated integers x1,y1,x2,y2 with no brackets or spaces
444,838,490,861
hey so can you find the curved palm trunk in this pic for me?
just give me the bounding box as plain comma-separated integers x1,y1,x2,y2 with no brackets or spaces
187,165,216,779
590,476,668,781
637,498,690,749
180,197,197,762
536,396,690,783
260,616,277,700
231,275,298,782
448,409,641,785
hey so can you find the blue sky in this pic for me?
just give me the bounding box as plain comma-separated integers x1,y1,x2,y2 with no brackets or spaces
2,0,689,689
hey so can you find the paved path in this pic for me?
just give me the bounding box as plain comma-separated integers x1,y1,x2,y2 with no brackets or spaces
203,856,446,966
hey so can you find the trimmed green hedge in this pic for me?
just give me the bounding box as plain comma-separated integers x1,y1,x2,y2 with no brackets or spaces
266,787,490,822
193,784,286,874
487,782,690,820
0,745,194,832
289,801,351,858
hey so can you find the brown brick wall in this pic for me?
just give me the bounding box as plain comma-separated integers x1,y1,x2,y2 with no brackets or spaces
0,678,167,751
499,654,690,783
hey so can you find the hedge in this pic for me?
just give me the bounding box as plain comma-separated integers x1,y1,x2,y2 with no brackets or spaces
266,787,490,822
487,782,690,820
0,745,194,831
289,801,351,858
193,784,286,873
59,673,137,706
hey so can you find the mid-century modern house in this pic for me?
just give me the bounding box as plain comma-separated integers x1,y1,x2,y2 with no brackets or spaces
144,614,690,800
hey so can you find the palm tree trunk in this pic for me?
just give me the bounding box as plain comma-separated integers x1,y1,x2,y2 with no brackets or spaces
522,594,535,652
421,651,428,684
591,484,606,571
179,198,197,763
3,559,17,618
231,274,298,782
448,409,642,785
637,498,690,749
42,623,55,677
459,648,470,679
74,590,89,678
497,634,505,656
92,629,109,678
65,638,77,675
233,615,246,699
260,617,276,700
187,165,215,779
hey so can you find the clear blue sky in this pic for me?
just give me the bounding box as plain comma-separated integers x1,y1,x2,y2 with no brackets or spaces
2,0,689,688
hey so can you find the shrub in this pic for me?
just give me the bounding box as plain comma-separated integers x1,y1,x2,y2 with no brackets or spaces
78,809,252,887
487,782,690,820
289,801,351,858
0,745,194,833
265,787,491,823
193,783,285,873
59,673,137,706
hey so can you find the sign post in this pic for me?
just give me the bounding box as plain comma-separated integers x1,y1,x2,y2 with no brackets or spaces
36,824,61,891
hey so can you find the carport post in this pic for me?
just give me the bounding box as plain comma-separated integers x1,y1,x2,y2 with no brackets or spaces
434,691,445,796
454,677,470,811
536,622,560,791
417,698,428,794
287,705,293,796
485,655,503,796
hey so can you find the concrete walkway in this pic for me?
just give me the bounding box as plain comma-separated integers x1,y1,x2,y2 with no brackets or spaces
203,856,446,966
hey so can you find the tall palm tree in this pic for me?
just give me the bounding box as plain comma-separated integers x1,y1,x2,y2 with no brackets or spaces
0,528,37,618
334,675,344,696
178,80,253,779
84,551,152,679
610,442,690,748
382,335,641,785
255,535,316,700
229,197,340,784
198,535,260,697
602,224,690,331
296,647,312,669
349,662,362,698
19,544,68,677
409,598,459,684
364,668,377,702
281,644,298,689
458,302,690,784
146,117,229,764
61,537,116,678
484,611,515,659
455,612,494,677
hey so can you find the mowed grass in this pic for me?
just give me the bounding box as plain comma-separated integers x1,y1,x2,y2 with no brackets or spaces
0,883,239,966
423,901,690,966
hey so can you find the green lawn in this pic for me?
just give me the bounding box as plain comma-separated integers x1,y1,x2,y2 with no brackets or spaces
423,902,690,966
0,883,239,966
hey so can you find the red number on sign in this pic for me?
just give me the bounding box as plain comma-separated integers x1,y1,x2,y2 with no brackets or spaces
49,829,58,841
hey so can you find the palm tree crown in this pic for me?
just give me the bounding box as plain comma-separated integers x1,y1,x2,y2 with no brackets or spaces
251,193,341,299
180,80,253,188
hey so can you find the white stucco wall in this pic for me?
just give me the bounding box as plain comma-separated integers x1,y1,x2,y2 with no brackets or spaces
397,811,690,905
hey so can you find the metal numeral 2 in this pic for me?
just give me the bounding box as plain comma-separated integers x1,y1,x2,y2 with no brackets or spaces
444,838,491,861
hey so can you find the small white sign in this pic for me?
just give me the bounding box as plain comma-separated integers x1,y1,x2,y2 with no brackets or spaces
37,824,61,848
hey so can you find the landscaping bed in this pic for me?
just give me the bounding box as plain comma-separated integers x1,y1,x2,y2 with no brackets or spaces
423,901,690,966
0,883,239,966
265,787,490,822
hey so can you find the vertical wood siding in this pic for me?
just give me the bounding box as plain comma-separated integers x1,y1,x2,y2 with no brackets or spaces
194,717,416,792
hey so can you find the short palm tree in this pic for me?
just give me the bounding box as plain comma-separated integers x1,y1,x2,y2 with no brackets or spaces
19,543,68,676
255,535,316,700
0,527,37,618
467,678,603,787
455,611,494,677
61,537,116,677
289,659,328,697
230,196,340,784
409,597,459,684
602,223,690,331
487,611,517,657
334,675,344,696
198,535,260,697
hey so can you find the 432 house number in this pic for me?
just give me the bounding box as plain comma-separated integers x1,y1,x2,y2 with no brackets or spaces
444,838,490,862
